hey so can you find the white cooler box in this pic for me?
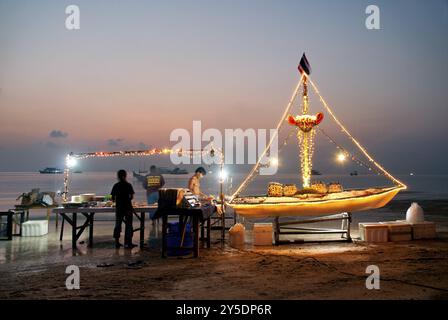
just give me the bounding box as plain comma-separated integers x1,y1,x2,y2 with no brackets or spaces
22,220,48,237
380,221,412,242
359,223,388,243
397,220,437,239
253,223,273,246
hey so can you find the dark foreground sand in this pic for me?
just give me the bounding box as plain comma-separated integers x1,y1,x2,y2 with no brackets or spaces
1,199,447,300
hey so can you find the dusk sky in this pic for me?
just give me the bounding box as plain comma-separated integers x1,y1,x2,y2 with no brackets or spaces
0,0,447,173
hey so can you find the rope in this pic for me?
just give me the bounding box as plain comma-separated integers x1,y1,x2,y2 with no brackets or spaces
229,73,406,202
232,126,298,198
316,127,383,175
308,77,407,189
229,74,305,202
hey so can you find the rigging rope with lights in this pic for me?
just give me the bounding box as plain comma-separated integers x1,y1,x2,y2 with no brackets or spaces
229,53,406,203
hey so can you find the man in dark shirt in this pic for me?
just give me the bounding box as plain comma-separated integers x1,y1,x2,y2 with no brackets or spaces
144,165,165,205
111,169,136,249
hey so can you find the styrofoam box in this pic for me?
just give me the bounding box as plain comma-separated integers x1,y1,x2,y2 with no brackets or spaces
396,220,437,240
380,221,412,242
253,223,273,246
359,223,388,243
22,220,48,237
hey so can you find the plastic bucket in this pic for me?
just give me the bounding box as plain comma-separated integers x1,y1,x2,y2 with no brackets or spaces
167,222,193,256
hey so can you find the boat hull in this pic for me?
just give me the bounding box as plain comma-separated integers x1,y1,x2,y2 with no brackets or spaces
229,187,403,218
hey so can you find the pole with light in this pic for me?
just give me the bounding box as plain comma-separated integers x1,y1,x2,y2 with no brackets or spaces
63,153,77,202
218,152,227,241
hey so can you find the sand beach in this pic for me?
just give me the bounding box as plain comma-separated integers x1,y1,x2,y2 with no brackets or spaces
1,198,447,300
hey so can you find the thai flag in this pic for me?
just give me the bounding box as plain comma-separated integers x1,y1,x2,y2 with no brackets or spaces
298,53,311,75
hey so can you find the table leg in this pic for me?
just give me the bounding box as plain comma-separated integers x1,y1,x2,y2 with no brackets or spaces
55,210,59,228
11,212,17,236
346,212,352,242
201,221,205,242
274,217,280,245
20,211,24,236
72,212,77,250
162,215,167,258
193,216,199,258
7,212,13,240
221,208,225,242
59,214,65,241
11,211,24,237
88,213,94,248
46,208,50,223
180,216,188,248
207,217,211,249
140,212,145,249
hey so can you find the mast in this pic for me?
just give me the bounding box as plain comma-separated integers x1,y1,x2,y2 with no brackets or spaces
230,53,405,202
300,76,313,188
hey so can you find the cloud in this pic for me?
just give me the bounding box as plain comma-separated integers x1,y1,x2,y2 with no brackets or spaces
49,130,68,138
107,138,123,147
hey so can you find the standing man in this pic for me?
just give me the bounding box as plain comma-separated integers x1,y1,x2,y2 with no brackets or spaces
144,165,165,205
111,169,136,249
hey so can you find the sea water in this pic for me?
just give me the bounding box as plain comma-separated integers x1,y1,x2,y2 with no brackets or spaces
1,172,447,211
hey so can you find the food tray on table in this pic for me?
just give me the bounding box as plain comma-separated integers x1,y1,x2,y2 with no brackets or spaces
62,202,84,209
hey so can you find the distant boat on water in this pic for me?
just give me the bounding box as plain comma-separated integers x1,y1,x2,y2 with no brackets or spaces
167,167,188,175
311,169,321,175
156,167,189,174
39,167,63,174
350,170,358,176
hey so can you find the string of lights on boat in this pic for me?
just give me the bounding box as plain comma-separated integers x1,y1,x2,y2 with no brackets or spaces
308,77,407,189
62,75,405,202
316,127,383,175
229,74,306,202
229,74,406,202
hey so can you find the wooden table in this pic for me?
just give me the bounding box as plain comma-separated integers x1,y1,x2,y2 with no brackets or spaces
15,204,58,225
53,206,157,250
153,205,215,258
